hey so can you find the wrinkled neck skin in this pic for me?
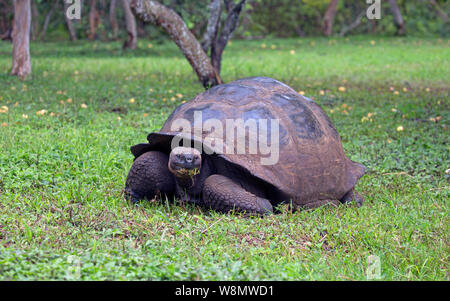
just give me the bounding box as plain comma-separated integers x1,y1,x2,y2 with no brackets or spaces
174,156,214,205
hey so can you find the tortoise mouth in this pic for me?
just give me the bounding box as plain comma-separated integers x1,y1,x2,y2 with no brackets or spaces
168,161,201,178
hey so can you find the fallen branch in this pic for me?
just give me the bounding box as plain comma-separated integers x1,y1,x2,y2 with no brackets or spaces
340,10,366,37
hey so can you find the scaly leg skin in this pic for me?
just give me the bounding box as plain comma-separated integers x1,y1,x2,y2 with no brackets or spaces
296,199,340,211
124,151,175,204
339,189,364,207
202,174,273,215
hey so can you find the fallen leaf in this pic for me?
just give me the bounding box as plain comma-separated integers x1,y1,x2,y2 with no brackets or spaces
36,109,48,116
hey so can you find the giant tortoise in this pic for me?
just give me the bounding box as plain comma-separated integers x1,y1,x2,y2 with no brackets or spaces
125,77,365,214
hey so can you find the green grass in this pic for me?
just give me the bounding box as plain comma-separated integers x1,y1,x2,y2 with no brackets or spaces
0,36,448,280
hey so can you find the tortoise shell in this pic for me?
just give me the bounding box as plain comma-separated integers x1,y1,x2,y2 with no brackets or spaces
131,77,365,205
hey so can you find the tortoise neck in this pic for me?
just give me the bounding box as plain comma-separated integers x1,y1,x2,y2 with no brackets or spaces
174,156,215,195
174,174,195,189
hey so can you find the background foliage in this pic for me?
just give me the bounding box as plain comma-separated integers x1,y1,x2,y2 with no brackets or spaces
1,0,448,42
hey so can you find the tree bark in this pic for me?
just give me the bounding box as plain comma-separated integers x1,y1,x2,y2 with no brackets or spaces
388,0,405,35
322,0,339,37
210,0,246,74
130,0,222,88
64,1,77,41
88,0,100,40
224,0,233,13
109,0,119,39
201,0,221,53
122,0,137,49
11,0,31,80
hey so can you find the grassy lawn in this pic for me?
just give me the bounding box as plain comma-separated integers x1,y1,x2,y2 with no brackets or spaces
0,36,448,280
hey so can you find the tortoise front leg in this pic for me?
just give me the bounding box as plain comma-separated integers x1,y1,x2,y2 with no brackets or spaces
339,189,364,207
125,151,175,204
202,174,273,215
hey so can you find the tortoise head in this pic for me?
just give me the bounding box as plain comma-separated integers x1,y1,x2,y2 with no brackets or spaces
168,147,202,180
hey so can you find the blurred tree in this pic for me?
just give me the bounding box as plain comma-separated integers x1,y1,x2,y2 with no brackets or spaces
388,0,405,35
0,0,13,40
109,0,120,39
39,0,57,40
322,0,338,36
11,0,31,80
122,0,137,49
30,0,39,40
245,0,328,37
64,0,77,41
88,0,100,40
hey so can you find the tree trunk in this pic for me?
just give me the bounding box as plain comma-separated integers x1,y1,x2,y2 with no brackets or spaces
11,0,31,80
30,0,38,40
122,0,137,49
224,0,233,13
130,0,222,88
64,1,77,41
137,20,148,37
388,0,405,35
201,0,221,53
40,0,57,40
322,0,339,37
109,0,119,39
210,0,246,74
88,0,100,40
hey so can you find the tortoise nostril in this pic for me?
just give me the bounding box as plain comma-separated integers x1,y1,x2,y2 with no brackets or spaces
185,155,193,163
